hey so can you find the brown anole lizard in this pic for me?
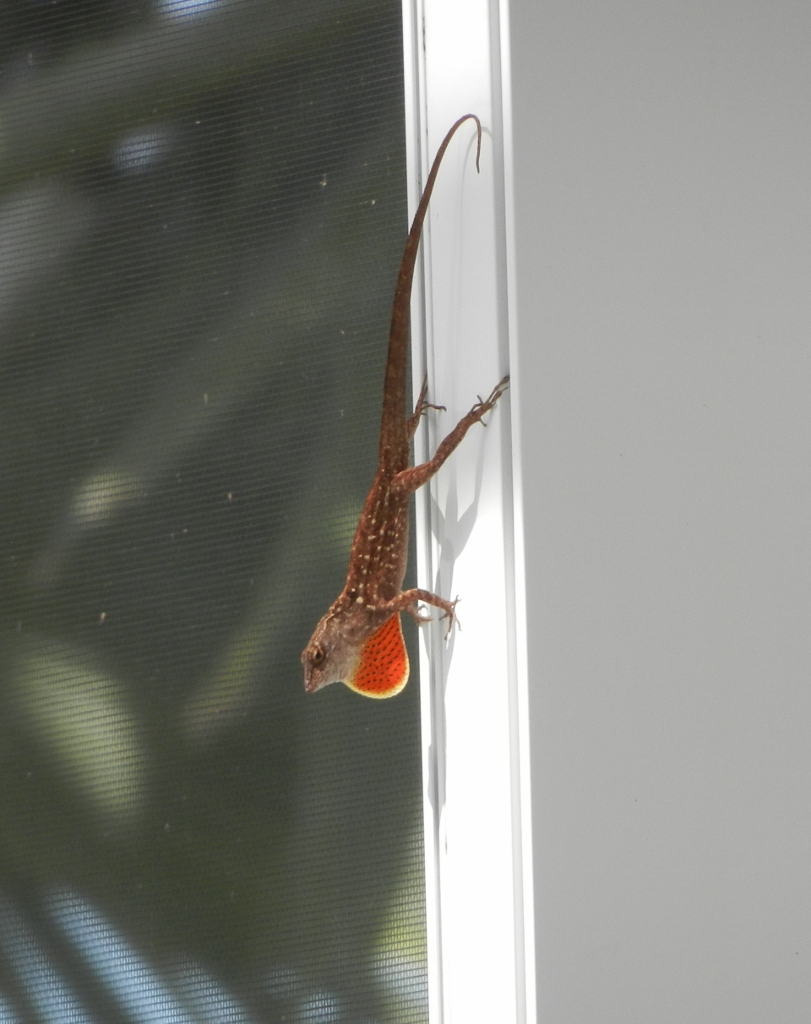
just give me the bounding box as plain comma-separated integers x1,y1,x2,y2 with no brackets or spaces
301,114,509,698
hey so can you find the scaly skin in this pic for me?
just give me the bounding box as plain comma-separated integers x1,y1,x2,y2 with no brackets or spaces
301,114,509,697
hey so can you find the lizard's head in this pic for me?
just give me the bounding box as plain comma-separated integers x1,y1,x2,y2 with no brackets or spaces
301,612,360,695
302,608,410,698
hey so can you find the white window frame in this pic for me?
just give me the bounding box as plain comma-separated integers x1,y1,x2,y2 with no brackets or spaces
401,2,536,1022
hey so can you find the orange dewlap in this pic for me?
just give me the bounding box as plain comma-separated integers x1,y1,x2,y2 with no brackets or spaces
346,613,410,698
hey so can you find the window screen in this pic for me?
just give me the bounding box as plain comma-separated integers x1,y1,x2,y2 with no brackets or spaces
0,1,428,1021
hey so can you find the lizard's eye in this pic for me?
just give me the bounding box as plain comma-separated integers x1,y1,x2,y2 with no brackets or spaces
311,645,326,667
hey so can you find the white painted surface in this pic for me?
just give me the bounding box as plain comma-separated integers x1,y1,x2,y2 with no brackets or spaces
509,0,811,1019
404,1,535,1022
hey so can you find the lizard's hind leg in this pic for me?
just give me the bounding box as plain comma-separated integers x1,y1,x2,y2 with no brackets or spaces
396,375,510,495
407,375,446,441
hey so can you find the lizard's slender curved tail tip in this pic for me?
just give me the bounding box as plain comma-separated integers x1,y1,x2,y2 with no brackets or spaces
471,114,483,173
454,113,483,172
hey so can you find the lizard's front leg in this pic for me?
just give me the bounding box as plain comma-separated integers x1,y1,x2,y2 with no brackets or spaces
378,588,459,635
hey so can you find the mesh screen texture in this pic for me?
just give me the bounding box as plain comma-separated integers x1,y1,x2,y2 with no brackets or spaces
0,1,428,1021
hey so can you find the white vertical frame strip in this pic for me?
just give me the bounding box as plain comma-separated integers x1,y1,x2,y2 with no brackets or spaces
402,2,536,1022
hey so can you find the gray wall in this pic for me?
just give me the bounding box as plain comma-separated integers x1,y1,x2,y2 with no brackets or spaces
509,2,811,1019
